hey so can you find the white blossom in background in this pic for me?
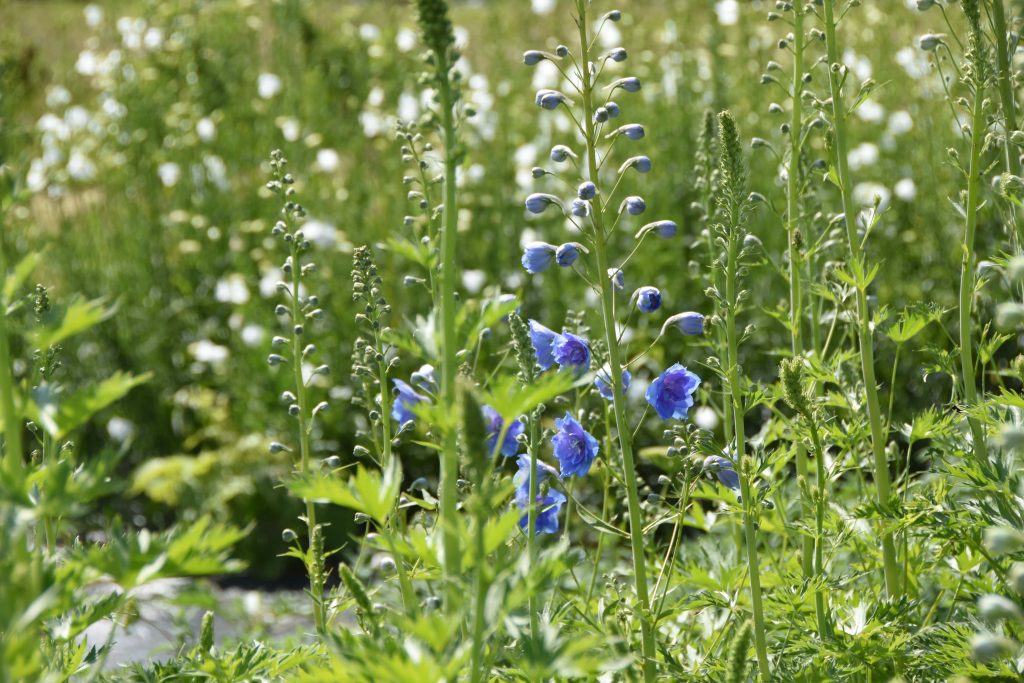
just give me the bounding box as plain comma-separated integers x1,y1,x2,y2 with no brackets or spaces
853,182,891,212
158,162,181,187
715,0,739,26
189,339,230,365
396,28,417,52
106,417,135,443
316,148,340,172
531,0,556,15
848,142,879,171
895,177,917,201
196,117,216,141
258,72,282,99
84,4,103,27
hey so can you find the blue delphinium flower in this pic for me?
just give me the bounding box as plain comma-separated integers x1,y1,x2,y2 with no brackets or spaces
523,50,546,65
410,364,438,393
619,155,652,174
552,412,600,478
594,107,609,123
607,47,628,62
595,364,632,400
617,124,645,140
608,268,625,291
550,145,575,162
556,242,580,267
514,455,565,535
646,363,701,420
577,181,597,200
553,331,591,372
531,166,547,179
522,241,557,273
635,286,662,313
525,193,561,214
606,101,621,118
528,320,560,370
609,76,641,93
604,9,622,21
650,220,678,238
535,89,570,110
570,199,590,217
663,311,705,336
483,405,525,457
703,455,740,491
622,195,646,216
392,379,429,424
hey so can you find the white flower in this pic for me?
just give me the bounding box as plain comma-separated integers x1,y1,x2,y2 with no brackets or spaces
106,417,135,443
531,0,556,14
196,117,216,141
189,339,229,365
258,72,282,99
240,324,266,347
158,162,181,187
76,50,98,76
715,0,739,26
302,219,337,248
215,273,249,305
396,28,417,52
84,4,103,28
895,177,917,201
848,142,879,171
316,148,340,173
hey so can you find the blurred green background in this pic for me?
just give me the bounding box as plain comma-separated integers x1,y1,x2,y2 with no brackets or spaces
0,0,969,578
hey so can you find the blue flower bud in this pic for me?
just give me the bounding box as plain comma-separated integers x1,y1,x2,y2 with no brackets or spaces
577,181,597,200
607,268,625,291
608,47,628,62
662,311,705,336
550,145,576,162
556,242,583,267
621,195,646,215
608,76,641,93
634,219,677,239
555,44,570,57
634,286,662,313
595,364,631,401
570,198,591,217
521,241,558,273
703,455,740,490
616,124,645,140
525,193,562,214
594,107,609,123
535,89,570,110
619,155,652,174
606,101,621,118
604,9,622,22
523,50,546,65
532,166,547,178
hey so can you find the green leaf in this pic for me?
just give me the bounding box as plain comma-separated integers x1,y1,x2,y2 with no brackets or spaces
482,371,578,424
288,460,401,525
3,251,42,302
32,297,113,349
27,371,151,439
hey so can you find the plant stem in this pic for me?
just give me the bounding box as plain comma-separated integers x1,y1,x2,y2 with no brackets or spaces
822,0,901,599
0,237,21,476
803,409,830,639
575,4,656,679
288,237,326,635
989,0,1018,171
786,4,814,585
725,219,770,679
527,413,541,640
436,55,462,585
959,46,991,464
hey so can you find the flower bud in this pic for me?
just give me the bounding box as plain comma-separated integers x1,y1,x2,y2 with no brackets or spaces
608,77,641,93
607,268,625,291
620,195,646,216
636,220,677,239
550,145,576,162
556,243,582,267
570,198,591,217
633,286,662,313
918,33,944,51
606,101,621,118
521,241,558,273
525,193,562,214
523,50,545,65
619,155,652,174
662,311,705,336
535,88,571,110
282,528,298,542
577,181,597,200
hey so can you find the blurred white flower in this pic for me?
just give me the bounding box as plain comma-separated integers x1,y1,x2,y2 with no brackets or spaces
715,0,739,25
215,274,250,305
895,177,917,201
189,339,229,365
67,150,96,182
359,24,380,41
277,116,300,142
196,117,216,141
462,269,486,293
316,148,340,172
158,162,181,187
853,182,891,211
396,28,417,52
302,219,338,248
855,99,885,124
240,324,266,347
84,4,103,28
887,110,914,136
258,72,282,99
45,85,72,109
531,0,556,14
76,50,98,76
143,26,164,50
106,417,135,443
695,406,719,431
848,142,879,171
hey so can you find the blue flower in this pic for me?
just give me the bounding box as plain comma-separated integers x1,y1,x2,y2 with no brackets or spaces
523,50,545,65
553,331,591,372
570,199,590,217
703,455,740,491
410,364,438,393
528,320,560,370
653,220,678,238
555,44,570,57
608,268,625,291
577,181,597,200
635,286,662,313
609,76,641,93
514,455,566,535
663,311,705,336
645,363,701,421
619,155,652,174
552,412,600,478
392,379,428,424
607,47,628,62
483,405,525,457
617,124,645,141
550,145,575,162
535,89,570,110
595,364,631,401
621,195,646,216
525,193,561,214
556,242,580,267
522,241,557,273
606,101,621,118
531,166,547,178
594,107,609,123
604,9,622,21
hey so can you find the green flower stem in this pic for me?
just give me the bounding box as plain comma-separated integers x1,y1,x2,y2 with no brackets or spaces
0,238,21,477
990,0,1018,172
959,46,990,464
527,413,541,639
287,236,326,635
822,0,901,599
575,3,656,679
725,218,769,679
786,4,814,585
436,52,462,587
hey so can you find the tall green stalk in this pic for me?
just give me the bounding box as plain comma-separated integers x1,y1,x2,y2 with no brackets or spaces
989,1,1017,171
574,3,656,678
822,0,901,599
718,111,769,678
0,234,20,476
784,3,815,584
959,0,991,463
